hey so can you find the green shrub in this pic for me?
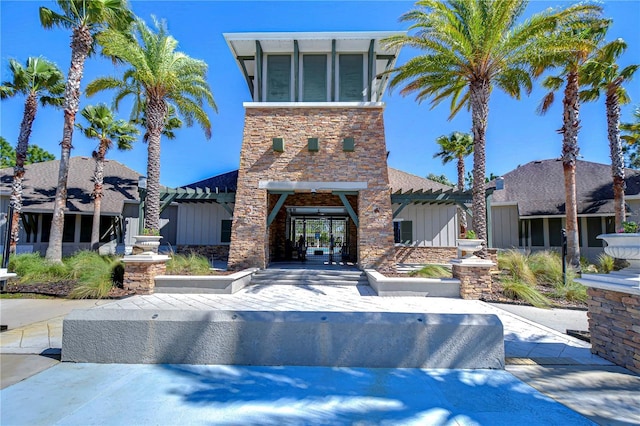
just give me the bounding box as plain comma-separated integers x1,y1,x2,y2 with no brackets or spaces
597,253,614,274
528,251,564,286
8,253,70,283
498,250,536,285
501,280,551,308
550,281,587,303
67,251,122,299
166,253,213,275
408,264,452,278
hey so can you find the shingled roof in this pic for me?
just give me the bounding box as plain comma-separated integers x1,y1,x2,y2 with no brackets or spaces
182,167,452,194
0,157,141,215
488,159,640,217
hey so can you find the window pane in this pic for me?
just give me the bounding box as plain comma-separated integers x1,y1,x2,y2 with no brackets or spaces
80,216,92,242
401,221,413,244
303,55,327,101
605,217,615,234
587,217,603,247
41,214,52,243
221,220,232,243
63,215,75,243
548,218,563,246
339,54,363,101
531,219,544,246
518,220,528,246
267,55,291,102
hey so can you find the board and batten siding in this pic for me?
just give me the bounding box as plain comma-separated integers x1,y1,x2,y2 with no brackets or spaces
393,203,458,247
177,203,233,245
491,205,519,248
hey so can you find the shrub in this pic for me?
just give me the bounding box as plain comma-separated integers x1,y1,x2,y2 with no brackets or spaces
409,264,452,278
166,253,213,275
550,281,587,303
8,253,70,283
67,251,122,299
595,253,613,274
528,251,563,286
501,279,551,308
498,250,536,285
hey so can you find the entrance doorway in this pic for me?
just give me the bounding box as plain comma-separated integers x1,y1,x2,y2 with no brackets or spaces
288,207,350,264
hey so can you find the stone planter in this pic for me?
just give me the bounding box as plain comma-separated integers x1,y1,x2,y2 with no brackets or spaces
133,235,163,254
598,233,640,273
456,239,484,259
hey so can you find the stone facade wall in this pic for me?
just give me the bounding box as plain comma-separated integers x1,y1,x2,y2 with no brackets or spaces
587,287,640,374
452,263,493,300
176,245,230,261
228,106,395,271
123,261,166,295
396,246,458,264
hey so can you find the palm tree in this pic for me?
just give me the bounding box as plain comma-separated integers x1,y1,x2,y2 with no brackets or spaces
0,57,64,253
385,0,602,258
581,41,638,229
538,21,609,270
76,104,138,250
39,0,133,262
433,131,473,235
86,18,216,232
621,107,640,168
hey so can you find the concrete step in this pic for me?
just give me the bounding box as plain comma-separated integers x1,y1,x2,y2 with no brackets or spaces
252,269,368,286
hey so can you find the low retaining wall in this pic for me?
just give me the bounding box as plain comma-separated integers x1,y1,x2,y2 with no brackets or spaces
395,246,498,266
365,270,460,297
154,268,258,294
176,245,230,261
62,309,504,369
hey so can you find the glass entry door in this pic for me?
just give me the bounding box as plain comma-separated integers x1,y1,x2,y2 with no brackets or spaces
290,216,348,263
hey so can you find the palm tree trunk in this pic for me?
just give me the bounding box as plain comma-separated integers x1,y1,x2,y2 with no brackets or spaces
457,154,467,235
90,141,107,250
10,92,38,253
561,70,581,271
144,96,168,232
606,87,626,230
45,25,92,262
470,79,490,256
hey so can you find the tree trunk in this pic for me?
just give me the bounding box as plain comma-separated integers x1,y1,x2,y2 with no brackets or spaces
45,25,92,263
10,92,38,253
469,79,490,257
457,154,467,236
606,87,626,230
560,70,581,271
144,96,168,232
90,141,107,250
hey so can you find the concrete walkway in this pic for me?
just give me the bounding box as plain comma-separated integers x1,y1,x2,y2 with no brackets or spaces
1,287,639,425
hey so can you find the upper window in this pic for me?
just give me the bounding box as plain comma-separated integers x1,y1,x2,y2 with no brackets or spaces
587,217,603,247
394,221,413,244
267,55,291,102
303,55,327,102
339,54,364,101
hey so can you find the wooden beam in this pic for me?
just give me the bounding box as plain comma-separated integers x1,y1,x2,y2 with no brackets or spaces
336,192,358,228
392,200,411,219
267,192,291,227
256,40,263,102
219,202,234,217
237,56,254,98
368,39,374,101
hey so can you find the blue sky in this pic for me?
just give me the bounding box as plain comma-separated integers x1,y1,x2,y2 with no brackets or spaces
1,0,639,188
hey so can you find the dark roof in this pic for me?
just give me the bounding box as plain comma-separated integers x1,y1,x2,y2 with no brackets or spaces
182,167,452,194
0,157,141,215
488,159,640,216
182,170,238,192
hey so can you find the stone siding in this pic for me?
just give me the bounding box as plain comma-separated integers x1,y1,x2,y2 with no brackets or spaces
124,261,166,295
587,287,640,374
395,247,498,266
228,106,395,271
452,263,494,300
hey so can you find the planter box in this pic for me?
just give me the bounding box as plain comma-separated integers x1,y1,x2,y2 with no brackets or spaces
365,269,460,297
154,268,258,294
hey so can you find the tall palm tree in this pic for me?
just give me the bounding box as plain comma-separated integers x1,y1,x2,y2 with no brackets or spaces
40,0,133,262
385,0,602,258
0,57,64,253
86,18,216,232
621,107,640,168
433,131,473,235
580,40,638,229
538,21,609,270
76,104,138,250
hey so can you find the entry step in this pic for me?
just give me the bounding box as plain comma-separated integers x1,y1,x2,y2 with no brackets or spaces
252,268,368,286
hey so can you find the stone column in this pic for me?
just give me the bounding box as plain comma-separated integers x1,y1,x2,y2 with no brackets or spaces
579,271,640,374
122,254,170,295
451,258,495,300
